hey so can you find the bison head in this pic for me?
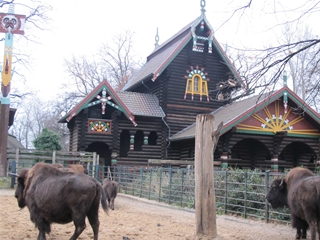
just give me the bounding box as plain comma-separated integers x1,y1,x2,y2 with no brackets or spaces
266,178,288,209
15,168,29,208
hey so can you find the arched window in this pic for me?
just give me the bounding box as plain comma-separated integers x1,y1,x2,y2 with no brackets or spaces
134,130,144,151
120,130,130,157
148,131,158,145
184,67,209,101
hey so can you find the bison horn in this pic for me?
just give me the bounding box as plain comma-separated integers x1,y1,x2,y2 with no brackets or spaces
279,178,284,186
9,172,19,177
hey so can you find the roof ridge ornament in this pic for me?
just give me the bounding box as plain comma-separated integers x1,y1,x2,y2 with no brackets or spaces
154,27,159,49
191,0,214,53
200,0,206,16
283,70,288,114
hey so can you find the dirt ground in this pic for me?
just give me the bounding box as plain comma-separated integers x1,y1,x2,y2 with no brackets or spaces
0,189,299,240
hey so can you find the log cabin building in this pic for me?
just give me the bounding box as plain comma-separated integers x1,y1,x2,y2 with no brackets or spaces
59,1,320,172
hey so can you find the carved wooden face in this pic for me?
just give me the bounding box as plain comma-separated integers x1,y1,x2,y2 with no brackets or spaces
1,14,18,32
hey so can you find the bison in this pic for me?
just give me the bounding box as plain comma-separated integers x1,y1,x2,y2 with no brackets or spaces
266,167,320,240
15,162,108,240
102,178,118,210
51,163,87,174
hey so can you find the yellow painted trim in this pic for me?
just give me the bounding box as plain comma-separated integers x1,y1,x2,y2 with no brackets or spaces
237,102,320,136
185,74,209,97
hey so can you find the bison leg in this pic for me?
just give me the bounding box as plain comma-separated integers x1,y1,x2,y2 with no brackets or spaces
308,221,318,240
111,198,115,210
36,219,51,240
293,216,308,239
37,231,47,240
317,219,320,240
70,216,86,240
87,211,100,240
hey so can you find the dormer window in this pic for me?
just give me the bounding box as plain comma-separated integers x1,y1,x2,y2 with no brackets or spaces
184,66,209,102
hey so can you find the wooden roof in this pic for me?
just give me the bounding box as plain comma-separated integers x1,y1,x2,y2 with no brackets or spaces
58,80,165,125
170,86,320,141
122,15,244,91
8,134,25,149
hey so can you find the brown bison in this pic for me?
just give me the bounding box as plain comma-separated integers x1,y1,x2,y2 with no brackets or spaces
52,163,87,174
15,162,108,240
102,178,118,210
266,167,320,240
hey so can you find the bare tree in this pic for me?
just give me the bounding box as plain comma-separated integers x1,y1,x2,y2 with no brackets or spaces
281,25,320,112
64,55,103,98
63,30,142,103
9,96,69,149
99,30,142,90
218,1,320,111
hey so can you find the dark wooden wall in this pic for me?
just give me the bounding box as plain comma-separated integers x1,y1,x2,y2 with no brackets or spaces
172,131,319,171
164,41,233,136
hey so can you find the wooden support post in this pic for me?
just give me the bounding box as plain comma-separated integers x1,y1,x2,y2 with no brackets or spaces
195,114,223,239
270,155,279,172
0,6,25,177
52,150,56,164
0,104,9,176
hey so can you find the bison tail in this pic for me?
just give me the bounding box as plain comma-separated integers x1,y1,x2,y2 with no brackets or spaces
100,185,108,213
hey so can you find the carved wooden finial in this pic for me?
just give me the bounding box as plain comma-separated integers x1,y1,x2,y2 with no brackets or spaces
154,27,159,49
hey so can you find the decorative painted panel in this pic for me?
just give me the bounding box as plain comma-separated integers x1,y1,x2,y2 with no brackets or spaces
237,100,320,137
88,118,112,134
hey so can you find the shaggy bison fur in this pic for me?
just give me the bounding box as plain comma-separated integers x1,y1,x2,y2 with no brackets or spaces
15,162,108,240
266,167,320,240
102,178,118,210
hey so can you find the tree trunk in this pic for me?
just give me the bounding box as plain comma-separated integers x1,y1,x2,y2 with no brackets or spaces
195,114,222,239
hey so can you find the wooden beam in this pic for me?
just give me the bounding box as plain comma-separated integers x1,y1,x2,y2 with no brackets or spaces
148,159,221,166
195,114,219,238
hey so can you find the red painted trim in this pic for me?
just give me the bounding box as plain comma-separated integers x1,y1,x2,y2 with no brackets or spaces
66,80,136,126
152,33,192,81
222,86,320,134
212,37,245,89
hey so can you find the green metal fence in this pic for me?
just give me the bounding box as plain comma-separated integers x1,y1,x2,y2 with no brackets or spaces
97,165,291,225
9,161,292,225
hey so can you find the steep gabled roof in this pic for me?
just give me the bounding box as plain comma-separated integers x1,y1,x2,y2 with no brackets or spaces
8,134,25,149
170,87,320,141
116,91,165,118
58,80,165,126
123,13,244,91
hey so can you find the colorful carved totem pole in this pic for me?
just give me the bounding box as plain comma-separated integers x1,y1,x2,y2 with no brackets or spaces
0,4,25,176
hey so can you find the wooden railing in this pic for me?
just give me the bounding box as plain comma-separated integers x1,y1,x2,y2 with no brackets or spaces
6,148,101,188
148,159,221,167
7,148,97,164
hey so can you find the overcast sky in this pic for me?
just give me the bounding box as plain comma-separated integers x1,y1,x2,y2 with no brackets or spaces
1,0,319,101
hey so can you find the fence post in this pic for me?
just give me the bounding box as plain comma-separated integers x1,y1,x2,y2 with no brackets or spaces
139,167,143,198
159,168,163,202
180,168,185,207
10,160,16,189
53,150,57,164
118,166,122,192
95,164,100,181
265,170,270,223
195,114,221,238
244,171,248,218
169,168,172,204
132,167,136,196
148,168,153,200
224,170,228,214
92,152,96,178
15,148,19,171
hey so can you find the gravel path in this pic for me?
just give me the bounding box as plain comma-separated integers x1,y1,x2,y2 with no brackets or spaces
0,189,297,239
